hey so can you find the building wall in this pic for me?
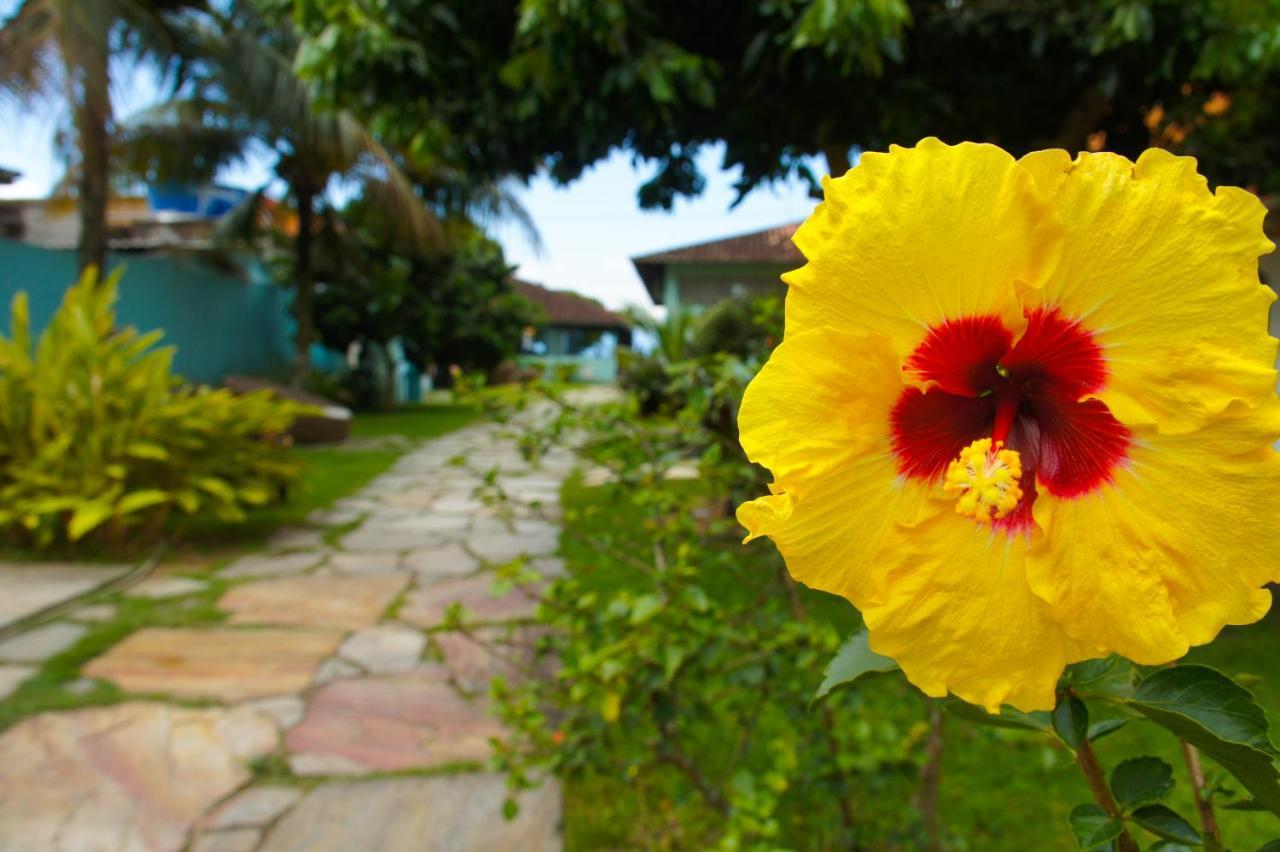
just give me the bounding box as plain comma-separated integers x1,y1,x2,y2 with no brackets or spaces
0,238,295,385
665,262,793,310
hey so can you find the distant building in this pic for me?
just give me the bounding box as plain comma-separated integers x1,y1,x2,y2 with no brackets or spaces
513,278,631,382
0,167,19,185
0,184,247,250
631,222,802,310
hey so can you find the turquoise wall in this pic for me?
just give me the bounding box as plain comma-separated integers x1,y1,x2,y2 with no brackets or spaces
0,239,296,385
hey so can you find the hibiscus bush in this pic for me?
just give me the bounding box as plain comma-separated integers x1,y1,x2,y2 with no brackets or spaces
479,140,1280,850
0,268,309,550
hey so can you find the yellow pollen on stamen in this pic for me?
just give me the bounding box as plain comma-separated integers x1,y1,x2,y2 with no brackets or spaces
943,438,1024,524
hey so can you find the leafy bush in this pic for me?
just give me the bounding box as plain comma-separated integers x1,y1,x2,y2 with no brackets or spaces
0,269,309,550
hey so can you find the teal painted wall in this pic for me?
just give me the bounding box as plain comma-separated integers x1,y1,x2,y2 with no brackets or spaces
0,239,296,385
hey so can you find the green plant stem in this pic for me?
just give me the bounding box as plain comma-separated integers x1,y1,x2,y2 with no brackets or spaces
1074,736,1139,852
1181,740,1224,851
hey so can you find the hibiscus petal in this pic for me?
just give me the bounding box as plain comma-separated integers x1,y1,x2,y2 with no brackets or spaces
1028,402,1280,662
1018,148,1277,432
737,328,932,606
786,138,1063,356
862,510,1099,712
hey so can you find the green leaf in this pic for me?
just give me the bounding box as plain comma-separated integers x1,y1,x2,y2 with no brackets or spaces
1088,719,1128,743
1223,799,1267,811
629,594,663,624
1069,803,1125,850
1150,843,1197,852
1069,657,1119,685
946,700,1053,733
1120,665,1280,816
501,797,519,820
67,502,114,541
812,629,898,703
1054,694,1089,749
116,489,170,515
1257,841,1280,852
1129,804,1202,846
1111,757,1175,808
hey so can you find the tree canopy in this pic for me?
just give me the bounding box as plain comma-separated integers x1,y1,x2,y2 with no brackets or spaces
284,0,1280,206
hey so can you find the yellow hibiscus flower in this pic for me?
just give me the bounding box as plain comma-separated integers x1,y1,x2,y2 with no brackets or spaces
737,137,1280,712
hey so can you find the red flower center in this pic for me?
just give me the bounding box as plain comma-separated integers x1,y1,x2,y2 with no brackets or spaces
889,308,1131,530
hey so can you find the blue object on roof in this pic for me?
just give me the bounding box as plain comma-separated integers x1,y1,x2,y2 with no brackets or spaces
148,184,248,218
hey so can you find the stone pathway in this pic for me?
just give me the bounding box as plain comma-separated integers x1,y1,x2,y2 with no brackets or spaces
0,408,584,852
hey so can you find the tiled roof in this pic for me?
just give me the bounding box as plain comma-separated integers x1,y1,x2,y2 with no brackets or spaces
512,279,629,329
631,222,803,265
631,222,803,303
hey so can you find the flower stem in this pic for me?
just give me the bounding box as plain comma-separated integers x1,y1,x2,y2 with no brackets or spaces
1074,736,1139,852
1181,740,1224,851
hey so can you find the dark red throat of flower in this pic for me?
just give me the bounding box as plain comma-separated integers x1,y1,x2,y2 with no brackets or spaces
889,309,1131,531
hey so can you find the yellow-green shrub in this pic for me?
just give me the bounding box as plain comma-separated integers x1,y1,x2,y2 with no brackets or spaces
0,268,309,550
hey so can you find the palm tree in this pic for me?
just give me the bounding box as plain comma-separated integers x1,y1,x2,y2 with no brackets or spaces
117,5,442,379
0,0,204,274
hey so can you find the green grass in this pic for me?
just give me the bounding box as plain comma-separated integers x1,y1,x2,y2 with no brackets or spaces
556,475,1280,851
350,403,481,440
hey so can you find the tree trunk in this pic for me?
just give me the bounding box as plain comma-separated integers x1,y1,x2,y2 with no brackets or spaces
291,182,316,385
71,28,111,276
824,145,852,178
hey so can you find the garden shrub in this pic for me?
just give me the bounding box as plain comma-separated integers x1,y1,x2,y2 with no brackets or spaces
0,268,309,550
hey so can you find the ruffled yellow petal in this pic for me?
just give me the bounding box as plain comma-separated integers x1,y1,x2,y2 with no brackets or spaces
737,328,930,605
785,137,1064,356
862,510,1099,712
1027,401,1280,662
1018,148,1278,432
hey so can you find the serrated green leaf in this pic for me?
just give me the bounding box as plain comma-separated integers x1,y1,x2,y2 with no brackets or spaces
1054,694,1089,749
1129,804,1201,845
812,629,898,703
1111,757,1175,808
1088,719,1128,743
1120,665,1280,817
946,699,1053,733
1069,803,1124,850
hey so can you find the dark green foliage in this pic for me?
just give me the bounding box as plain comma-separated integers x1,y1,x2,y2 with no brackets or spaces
1111,757,1177,808
312,205,543,391
288,0,1280,207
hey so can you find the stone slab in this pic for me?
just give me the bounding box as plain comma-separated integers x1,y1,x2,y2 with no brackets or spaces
399,575,541,628
0,702,276,852
399,543,479,579
258,774,560,852
192,829,262,852
72,602,118,622
130,576,206,599
220,551,323,579
0,563,129,628
85,628,343,701
285,671,504,774
220,575,408,630
206,786,302,830
0,664,34,700
240,695,307,731
338,626,426,674
323,551,403,575
0,621,86,663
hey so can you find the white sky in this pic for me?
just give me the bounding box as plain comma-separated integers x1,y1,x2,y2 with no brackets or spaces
0,6,823,310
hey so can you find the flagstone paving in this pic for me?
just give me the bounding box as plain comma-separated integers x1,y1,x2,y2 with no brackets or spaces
0,398,599,851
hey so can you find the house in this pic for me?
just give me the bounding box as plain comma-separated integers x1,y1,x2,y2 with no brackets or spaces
631,222,802,310
0,167,19,185
0,188,294,385
513,278,631,382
